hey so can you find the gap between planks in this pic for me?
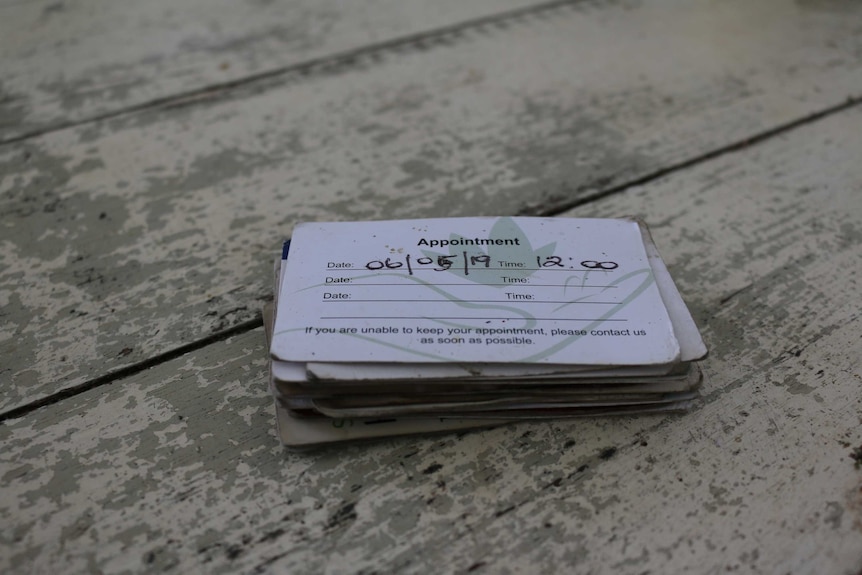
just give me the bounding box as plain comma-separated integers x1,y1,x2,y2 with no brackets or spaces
0,318,262,423
0,0,583,148
3,95,861,424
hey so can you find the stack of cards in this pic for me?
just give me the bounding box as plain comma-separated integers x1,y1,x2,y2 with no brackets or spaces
266,217,707,448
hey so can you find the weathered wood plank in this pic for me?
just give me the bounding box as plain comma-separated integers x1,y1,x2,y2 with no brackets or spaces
0,0,552,141
2,96,862,574
3,0,862,412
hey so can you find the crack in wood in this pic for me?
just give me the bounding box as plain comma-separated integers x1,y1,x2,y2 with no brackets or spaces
0,0,587,148
0,316,263,423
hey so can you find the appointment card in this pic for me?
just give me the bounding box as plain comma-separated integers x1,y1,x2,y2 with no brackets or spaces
270,217,680,366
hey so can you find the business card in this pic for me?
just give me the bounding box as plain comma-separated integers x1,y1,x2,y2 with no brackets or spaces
270,217,679,365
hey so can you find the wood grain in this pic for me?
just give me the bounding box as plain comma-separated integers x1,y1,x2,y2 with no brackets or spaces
0,0,552,141
3,0,862,414
2,96,861,574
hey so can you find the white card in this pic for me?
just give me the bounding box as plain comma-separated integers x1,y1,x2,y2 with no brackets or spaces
271,217,680,365
291,220,705,382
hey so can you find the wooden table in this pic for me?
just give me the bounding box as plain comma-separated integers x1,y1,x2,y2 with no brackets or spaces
2,1,861,572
